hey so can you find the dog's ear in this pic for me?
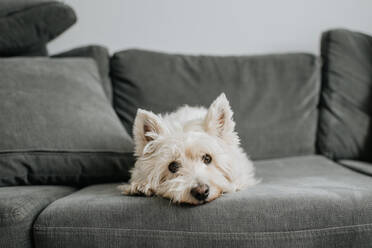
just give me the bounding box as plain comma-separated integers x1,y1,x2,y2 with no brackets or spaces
133,109,164,156
204,93,239,145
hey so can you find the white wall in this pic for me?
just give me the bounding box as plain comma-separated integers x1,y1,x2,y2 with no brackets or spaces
49,0,372,55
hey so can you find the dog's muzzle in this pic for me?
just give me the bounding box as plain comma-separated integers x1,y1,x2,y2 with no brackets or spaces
191,184,209,201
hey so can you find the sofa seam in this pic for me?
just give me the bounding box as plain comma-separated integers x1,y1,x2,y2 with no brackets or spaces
33,222,372,238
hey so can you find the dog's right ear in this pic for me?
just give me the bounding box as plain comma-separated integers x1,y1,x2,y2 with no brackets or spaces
133,109,164,156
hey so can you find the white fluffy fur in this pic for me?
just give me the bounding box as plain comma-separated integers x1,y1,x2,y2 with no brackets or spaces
118,93,257,205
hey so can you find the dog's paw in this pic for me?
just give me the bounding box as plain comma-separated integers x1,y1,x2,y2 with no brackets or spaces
117,184,133,195
118,183,154,196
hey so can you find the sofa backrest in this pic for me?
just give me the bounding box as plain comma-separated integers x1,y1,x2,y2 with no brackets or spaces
111,49,320,160
318,29,372,162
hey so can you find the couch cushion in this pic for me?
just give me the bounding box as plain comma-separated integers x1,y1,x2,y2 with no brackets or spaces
0,185,75,248
0,0,76,56
338,160,372,177
111,49,320,160
33,155,372,248
0,58,134,186
318,29,372,161
52,45,112,102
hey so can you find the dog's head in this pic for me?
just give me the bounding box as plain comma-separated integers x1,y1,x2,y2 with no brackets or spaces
132,93,240,205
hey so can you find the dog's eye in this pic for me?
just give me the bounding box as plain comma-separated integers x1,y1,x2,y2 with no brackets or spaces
168,161,180,173
202,154,212,164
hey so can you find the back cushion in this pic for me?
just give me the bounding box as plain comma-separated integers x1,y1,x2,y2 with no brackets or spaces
52,45,112,102
0,58,133,186
0,0,76,56
318,29,372,161
111,49,320,160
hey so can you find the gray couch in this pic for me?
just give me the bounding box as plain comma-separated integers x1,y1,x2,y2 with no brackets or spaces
1,1,372,248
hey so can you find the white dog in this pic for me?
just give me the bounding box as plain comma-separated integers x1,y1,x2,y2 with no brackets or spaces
119,93,257,205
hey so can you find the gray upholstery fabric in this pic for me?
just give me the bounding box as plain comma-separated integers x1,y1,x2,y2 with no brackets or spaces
33,155,372,248
0,0,76,56
111,49,320,160
53,45,112,102
338,160,372,177
0,185,75,248
0,0,52,16
318,29,372,161
0,58,134,186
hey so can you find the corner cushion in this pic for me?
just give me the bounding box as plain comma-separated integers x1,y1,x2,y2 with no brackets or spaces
318,29,372,161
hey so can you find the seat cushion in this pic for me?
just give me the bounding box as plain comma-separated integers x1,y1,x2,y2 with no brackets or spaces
0,0,76,56
0,58,134,186
111,49,320,160
34,155,372,248
52,45,112,102
318,29,372,161
339,160,372,177
0,185,75,248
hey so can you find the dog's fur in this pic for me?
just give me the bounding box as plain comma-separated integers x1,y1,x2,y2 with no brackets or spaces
119,93,257,205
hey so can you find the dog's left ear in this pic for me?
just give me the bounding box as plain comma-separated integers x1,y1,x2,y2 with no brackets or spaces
204,93,239,145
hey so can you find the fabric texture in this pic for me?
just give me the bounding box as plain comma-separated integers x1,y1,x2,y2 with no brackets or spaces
52,45,112,102
111,49,320,160
318,29,372,161
338,160,372,177
0,58,134,186
33,155,372,248
0,185,75,248
0,0,76,56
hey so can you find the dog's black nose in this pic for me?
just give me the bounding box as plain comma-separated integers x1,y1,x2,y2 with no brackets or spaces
191,184,209,201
